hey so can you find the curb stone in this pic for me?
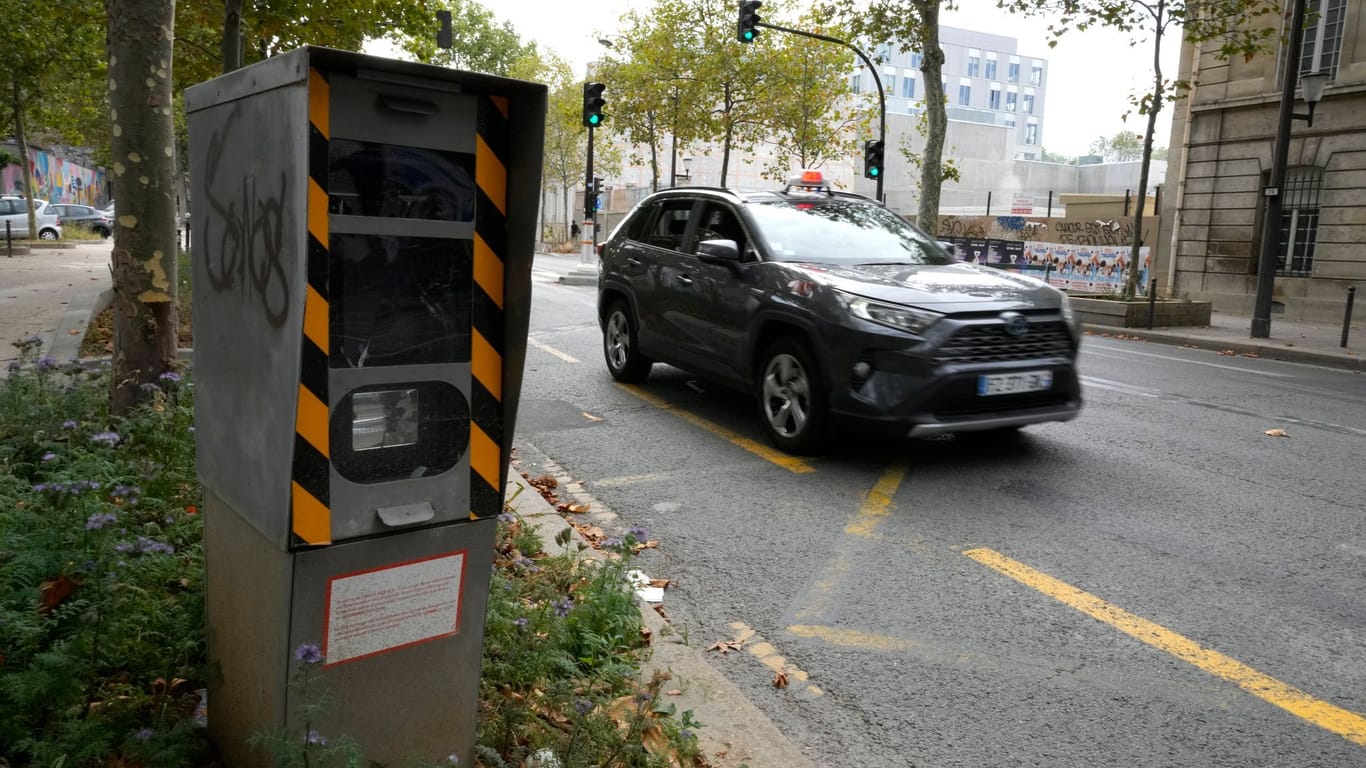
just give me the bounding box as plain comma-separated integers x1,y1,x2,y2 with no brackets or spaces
504,445,817,768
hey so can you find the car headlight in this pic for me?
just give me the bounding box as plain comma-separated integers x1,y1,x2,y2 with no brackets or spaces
840,293,942,335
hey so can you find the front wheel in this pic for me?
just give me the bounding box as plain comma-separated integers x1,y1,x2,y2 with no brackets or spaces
756,337,828,454
39,229,59,241
602,301,653,382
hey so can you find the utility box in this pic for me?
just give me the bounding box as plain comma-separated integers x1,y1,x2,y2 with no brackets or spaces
186,47,544,767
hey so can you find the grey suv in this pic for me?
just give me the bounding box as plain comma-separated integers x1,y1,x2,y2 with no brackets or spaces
596,174,1083,453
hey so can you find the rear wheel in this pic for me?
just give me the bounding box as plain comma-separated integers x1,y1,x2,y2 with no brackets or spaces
756,337,828,454
94,226,110,238
39,228,59,241
602,301,653,382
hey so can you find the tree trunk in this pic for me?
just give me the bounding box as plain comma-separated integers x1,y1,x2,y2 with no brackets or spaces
222,0,242,72
562,182,570,242
1126,0,1166,301
916,0,945,235
107,0,179,414
12,83,38,239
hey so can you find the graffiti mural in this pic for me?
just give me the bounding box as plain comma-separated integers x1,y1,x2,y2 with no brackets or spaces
937,215,1154,293
1,147,108,205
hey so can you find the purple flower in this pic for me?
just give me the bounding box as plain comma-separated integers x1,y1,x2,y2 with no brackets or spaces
86,512,118,530
62,419,78,429
41,452,57,462
114,541,134,553
447,754,460,765
295,643,324,665
497,512,515,524
134,727,154,742
6,361,19,373
627,526,650,542
91,431,121,447
112,484,139,498
135,536,174,555
554,597,574,617
305,731,327,746
513,617,528,630
35,357,58,372
602,537,623,549
574,698,594,715
159,371,181,382
32,483,48,493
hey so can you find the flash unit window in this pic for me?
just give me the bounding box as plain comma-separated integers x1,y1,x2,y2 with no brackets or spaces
351,388,420,451
331,381,468,484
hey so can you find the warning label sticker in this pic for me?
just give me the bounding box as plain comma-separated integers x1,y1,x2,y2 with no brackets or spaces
323,551,466,666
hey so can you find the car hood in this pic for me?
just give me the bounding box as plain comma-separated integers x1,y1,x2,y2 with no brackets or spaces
792,261,1060,308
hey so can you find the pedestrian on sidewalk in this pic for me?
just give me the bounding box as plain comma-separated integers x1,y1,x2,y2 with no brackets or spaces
571,221,580,241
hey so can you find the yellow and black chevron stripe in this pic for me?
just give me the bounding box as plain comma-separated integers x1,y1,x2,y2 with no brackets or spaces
470,95,509,519
291,67,332,546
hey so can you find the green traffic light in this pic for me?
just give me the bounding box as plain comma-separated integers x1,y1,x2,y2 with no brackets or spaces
870,167,879,177
744,30,753,40
589,115,600,125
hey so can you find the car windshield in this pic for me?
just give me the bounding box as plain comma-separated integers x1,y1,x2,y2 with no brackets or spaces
748,198,953,266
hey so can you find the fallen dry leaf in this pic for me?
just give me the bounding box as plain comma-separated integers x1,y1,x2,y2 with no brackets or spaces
773,669,789,689
1219,349,1236,356
39,574,82,613
707,640,745,655
640,626,653,642
666,688,683,696
648,578,670,589
1242,352,1260,358
1264,428,1290,438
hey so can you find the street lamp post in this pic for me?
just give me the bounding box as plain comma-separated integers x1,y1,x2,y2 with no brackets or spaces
1250,0,1329,338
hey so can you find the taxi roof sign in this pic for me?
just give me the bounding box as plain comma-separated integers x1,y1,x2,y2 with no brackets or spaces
785,169,832,195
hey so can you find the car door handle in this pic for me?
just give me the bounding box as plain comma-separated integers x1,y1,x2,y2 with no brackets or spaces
626,257,642,267
677,274,693,286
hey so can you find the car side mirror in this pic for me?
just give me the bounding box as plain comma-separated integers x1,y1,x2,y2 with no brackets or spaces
937,240,958,257
697,238,740,264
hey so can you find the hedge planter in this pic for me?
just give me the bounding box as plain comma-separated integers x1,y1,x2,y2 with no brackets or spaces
1070,295,1213,328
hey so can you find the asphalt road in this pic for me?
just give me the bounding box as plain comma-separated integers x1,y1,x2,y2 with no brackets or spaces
515,256,1366,767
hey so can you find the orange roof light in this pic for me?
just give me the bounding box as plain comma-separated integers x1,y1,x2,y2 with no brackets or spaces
801,170,823,185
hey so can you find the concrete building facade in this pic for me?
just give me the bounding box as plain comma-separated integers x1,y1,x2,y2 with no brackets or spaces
1159,0,1365,322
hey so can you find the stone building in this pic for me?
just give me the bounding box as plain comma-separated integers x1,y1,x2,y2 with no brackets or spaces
1159,0,1363,322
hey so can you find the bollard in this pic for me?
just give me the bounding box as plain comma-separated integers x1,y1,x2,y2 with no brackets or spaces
1147,278,1158,330
6,221,11,258
1343,286,1356,348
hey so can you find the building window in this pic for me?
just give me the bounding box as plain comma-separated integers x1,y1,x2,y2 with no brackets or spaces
968,49,981,77
903,76,915,98
1023,90,1035,114
1005,90,1017,112
984,53,997,81
1273,167,1325,276
1025,122,1038,144
958,79,971,106
885,74,895,94
911,52,922,70
988,87,1001,110
1005,117,1016,129
1030,63,1043,86
1299,0,1347,78
1008,61,1020,83
851,74,861,93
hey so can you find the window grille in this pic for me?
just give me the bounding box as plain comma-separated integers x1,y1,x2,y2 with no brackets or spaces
1275,167,1324,276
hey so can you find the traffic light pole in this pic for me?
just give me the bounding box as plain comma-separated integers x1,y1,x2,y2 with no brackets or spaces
581,125,596,266
755,21,885,203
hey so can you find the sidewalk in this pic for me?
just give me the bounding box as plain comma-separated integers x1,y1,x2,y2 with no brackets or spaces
0,240,112,369
1082,309,1363,373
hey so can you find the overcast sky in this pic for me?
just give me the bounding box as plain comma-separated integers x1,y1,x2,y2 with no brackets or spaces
477,0,1183,157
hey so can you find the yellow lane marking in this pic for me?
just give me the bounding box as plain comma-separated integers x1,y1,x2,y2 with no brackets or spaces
846,460,910,538
529,337,580,363
793,462,910,622
788,624,914,653
729,622,822,697
616,383,813,473
964,548,1366,747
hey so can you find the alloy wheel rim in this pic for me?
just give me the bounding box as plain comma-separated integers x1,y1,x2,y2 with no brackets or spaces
762,353,809,437
606,312,630,370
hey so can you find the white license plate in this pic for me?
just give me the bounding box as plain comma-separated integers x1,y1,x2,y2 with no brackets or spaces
978,370,1053,396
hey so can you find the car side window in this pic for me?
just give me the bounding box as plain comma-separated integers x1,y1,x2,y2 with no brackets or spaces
644,200,695,252
693,203,751,258
0,200,14,215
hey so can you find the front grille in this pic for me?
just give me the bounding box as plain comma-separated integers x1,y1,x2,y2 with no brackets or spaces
933,321,1074,365
932,390,1073,419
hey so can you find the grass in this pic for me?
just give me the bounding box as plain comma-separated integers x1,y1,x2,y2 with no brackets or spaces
0,338,706,767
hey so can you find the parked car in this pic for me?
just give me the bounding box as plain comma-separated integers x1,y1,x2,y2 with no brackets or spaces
0,197,63,240
49,203,112,237
596,171,1084,453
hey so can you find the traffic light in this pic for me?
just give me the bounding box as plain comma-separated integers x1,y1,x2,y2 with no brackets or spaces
593,177,604,210
863,139,884,179
582,82,606,127
737,0,762,43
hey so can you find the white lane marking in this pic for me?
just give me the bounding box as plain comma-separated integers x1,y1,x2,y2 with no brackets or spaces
528,337,580,364
1079,376,1161,397
1084,345,1293,377
591,472,676,488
